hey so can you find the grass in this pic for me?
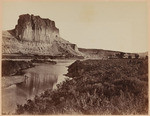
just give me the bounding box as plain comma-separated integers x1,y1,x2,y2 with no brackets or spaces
16,58,148,115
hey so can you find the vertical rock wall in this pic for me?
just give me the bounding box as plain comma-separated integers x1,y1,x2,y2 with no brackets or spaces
14,14,59,43
2,14,82,57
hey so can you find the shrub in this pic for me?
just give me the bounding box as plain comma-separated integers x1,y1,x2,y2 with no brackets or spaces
16,59,148,115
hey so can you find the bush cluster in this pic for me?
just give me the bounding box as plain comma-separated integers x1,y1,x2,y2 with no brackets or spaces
16,59,148,115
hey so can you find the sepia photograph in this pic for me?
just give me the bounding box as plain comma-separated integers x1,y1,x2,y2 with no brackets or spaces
1,0,149,115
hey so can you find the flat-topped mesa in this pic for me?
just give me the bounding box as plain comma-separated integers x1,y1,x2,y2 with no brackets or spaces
14,14,59,42
2,14,83,57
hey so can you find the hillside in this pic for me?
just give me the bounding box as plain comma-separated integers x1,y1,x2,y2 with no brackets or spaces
2,14,82,57
79,48,148,59
2,14,148,59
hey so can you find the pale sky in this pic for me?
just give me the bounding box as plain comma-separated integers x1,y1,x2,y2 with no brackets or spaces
2,0,149,53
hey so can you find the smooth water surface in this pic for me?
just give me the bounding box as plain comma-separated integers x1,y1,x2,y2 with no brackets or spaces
2,60,75,114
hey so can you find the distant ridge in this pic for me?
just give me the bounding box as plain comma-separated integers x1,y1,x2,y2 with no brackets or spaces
2,14,148,59
78,48,148,59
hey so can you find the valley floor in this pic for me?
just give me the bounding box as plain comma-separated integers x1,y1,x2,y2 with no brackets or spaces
15,58,148,114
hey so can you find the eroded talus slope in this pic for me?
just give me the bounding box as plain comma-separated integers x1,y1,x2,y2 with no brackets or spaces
2,14,82,57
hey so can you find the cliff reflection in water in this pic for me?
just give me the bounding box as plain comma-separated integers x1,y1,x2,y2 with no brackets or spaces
16,71,58,98
2,61,74,114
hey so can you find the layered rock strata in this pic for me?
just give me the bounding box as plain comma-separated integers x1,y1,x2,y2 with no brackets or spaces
2,14,82,57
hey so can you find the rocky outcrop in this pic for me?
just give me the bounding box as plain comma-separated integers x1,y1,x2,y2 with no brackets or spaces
2,14,82,57
14,14,59,42
3,14,146,59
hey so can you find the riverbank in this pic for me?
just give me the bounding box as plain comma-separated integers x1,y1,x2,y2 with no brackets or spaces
31,59,57,64
2,60,33,88
2,53,84,60
2,59,57,88
2,60,34,76
2,60,74,115
16,58,148,115
2,59,58,76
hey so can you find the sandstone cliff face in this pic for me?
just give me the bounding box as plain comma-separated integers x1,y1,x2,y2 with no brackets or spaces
2,14,82,57
14,14,59,42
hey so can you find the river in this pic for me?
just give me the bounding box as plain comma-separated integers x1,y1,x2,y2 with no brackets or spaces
2,60,75,114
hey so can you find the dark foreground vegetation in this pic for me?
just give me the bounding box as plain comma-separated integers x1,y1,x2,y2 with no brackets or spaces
16,59,148,115
2,60,34,76
2,58,57,76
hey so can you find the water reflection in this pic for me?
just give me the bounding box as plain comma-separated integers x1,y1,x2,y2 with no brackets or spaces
16,72,57,99
2,60,75,114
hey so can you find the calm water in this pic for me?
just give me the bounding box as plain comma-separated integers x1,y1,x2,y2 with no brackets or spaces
2,60,75,114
